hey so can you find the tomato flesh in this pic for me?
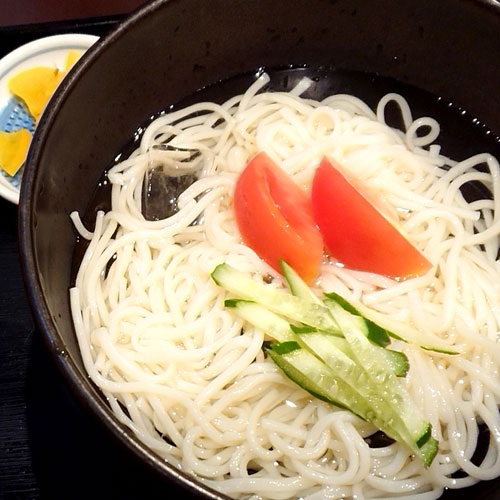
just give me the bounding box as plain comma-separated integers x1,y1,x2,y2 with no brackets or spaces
233,152,323,284
312,157,430,278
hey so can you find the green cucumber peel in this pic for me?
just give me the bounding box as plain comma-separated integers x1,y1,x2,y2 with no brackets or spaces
324,292,458,354
289,324,318,334
421,345,459,355
280,259,322,304
270,341,301,355
332,305,435,461
417,436,438,466
264,347,352,413
324,293,392,347
224,298,253,308
211,264,341,335
323,291,360,315
415,425,432,448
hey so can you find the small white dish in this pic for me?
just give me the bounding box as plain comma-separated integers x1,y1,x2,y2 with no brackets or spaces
0,33,99,204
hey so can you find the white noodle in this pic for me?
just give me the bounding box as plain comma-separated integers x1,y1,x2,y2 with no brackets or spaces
71,75,500,499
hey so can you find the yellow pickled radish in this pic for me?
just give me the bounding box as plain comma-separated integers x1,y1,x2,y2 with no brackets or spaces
0,129,31,176
7,66,61,121
1,50,84,178
63,50,82,72
7,51,83,122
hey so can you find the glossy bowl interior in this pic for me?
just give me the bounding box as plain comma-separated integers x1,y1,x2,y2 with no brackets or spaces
19,0,500,498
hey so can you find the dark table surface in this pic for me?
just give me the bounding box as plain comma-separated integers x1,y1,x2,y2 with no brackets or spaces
0,7,499,500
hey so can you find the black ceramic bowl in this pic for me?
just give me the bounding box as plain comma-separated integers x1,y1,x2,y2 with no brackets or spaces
18,0,500,498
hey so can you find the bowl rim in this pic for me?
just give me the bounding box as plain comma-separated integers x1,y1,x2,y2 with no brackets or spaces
18,1,230,498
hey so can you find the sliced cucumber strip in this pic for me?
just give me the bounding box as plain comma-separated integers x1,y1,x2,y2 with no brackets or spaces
299,328,435,464
324,293,392,346
216,262,438,465
228,300,415,450
265,347,354,413
285,333,427,457
327,303,433,454
228,298,429,460
291,322,407,377
212,264,340,334
224,298,293,343
291,324,351,353
229,299,407,378
280,259,322,304
267,345,406,437
281,260,391,348
325,291,458,355
297,335,417,434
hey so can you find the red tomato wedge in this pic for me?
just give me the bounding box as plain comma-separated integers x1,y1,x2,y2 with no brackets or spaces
312,156,431,278
233,152,323,284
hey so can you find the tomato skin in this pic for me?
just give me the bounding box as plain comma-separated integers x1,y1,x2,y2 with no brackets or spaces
233,152,323,284
312,157,430,278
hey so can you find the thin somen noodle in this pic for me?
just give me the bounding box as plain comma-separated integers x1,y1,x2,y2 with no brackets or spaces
70,73,500,499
